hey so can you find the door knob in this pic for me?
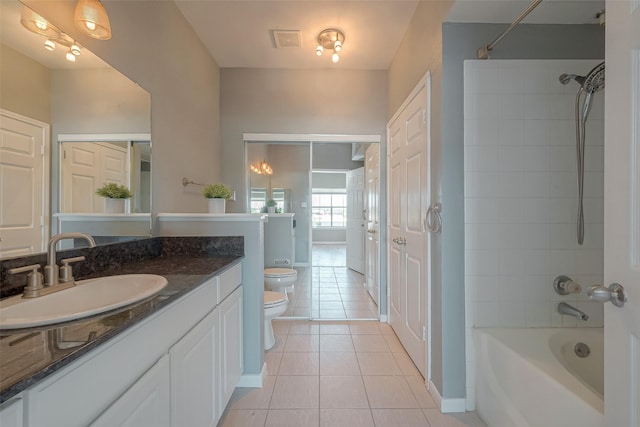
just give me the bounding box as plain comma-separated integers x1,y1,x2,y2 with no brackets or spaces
587,283,627,308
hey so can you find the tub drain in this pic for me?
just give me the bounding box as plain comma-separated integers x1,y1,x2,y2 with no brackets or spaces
574,342,591,358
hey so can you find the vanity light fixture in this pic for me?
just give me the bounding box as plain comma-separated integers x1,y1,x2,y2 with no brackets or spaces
315,28,345,64
20,7,60,39
74,0,112,40
71,44,81,56
65,49,76,62
44,39,56,51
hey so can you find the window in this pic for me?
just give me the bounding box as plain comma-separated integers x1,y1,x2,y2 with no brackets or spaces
250,188,267,213
312,192,346,227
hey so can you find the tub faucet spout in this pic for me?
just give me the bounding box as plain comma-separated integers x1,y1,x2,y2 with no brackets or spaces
557,302,589,321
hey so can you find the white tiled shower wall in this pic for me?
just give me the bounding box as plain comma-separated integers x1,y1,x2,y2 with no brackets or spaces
463,60,605,410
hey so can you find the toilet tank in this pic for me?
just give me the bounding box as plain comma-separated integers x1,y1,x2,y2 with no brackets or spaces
263,213,295,267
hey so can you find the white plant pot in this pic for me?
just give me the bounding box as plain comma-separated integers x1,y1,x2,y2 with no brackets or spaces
267,207,276,213
208,198,226,214
105,198,126,213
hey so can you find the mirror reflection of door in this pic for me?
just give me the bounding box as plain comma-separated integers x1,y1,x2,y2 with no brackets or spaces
59,139,151,214
0,110,49,257
61,141,127,213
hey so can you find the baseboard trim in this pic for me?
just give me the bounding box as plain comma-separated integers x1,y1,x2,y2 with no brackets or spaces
428,380,466,413
237,363,267,388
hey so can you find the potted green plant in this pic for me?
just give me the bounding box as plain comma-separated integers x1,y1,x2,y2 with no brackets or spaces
96,182,132,213
266,199,277,214
202,183,232,213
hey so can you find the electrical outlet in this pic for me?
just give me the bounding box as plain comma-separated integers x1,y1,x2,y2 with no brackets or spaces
301,202,307,208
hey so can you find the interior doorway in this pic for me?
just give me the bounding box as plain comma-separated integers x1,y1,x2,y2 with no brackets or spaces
244,133,382,321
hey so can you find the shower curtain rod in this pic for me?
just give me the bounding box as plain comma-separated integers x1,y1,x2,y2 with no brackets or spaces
477,0,543,59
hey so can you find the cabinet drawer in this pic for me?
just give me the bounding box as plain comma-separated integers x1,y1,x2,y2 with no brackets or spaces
218,263,241,302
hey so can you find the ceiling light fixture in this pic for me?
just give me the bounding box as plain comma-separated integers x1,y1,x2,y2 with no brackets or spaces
70,44,81,56
250,161,274,175
315,28,345,64
66,49,76,62
74,0,112,40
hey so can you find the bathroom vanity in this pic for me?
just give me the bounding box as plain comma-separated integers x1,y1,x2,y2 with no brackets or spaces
0,237,244,427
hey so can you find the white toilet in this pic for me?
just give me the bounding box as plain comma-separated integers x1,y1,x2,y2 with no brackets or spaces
264,291,288,350
264,268,297,294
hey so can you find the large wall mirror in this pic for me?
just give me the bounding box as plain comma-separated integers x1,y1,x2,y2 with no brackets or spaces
0,0,151,259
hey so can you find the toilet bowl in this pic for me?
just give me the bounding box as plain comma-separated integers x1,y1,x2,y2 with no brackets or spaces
264,291,288,350
264,268,297,294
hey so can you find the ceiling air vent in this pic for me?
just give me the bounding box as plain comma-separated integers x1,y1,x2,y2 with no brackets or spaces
272,30,302,48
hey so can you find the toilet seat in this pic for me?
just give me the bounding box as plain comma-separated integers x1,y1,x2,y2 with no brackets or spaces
264,291,288,307
264,268,297,278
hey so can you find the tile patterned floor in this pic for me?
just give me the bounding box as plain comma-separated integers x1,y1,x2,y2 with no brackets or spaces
219,320,486,427
283,245,377,320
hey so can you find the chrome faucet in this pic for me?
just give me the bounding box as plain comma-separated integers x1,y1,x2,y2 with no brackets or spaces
44,232,96,287
557,302,589,321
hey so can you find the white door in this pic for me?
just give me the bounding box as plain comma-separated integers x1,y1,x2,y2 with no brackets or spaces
0,110,48,258
366,144,380,304
387,74,431,377
61,142,128,213
347,167,365,273
603,1,640,425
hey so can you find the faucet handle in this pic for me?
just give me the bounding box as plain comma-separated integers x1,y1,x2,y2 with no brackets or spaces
553,275,582,295
59,256,85,284
8,264,44,298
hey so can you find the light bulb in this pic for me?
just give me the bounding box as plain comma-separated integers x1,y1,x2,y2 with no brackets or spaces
71,44,81,56
44,40,56,51
334,40,342,52
66,50,76,62
35,20,48,31
315,45,323,56
85,21,96,31
332,52,340,63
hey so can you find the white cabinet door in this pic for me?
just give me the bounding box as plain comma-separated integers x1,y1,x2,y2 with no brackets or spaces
218,286,243,413
170,306,219,427
90,354,170,427
0,397,23,427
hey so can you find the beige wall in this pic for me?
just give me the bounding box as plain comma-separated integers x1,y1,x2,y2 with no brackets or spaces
25,0,221,214
387,1,453,119
220,68,387,213
1,44,51,123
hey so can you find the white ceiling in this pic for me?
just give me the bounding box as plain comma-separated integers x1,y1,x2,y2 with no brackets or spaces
1,0,605,72
174,1,421,70
446,0,605,25
176,0,605,70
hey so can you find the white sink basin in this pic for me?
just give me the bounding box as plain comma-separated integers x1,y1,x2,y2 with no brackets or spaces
0,274,168,330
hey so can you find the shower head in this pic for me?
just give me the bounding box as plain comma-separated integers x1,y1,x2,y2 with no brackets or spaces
559,62,605,93
583,61,605,93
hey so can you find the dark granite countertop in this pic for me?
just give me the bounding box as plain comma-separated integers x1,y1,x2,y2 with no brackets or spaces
0,238,243,404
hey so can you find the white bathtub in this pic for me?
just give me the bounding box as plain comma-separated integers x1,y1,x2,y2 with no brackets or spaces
475,328,604,427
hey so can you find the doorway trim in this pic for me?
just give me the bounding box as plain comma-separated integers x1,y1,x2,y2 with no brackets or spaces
244,133,383,321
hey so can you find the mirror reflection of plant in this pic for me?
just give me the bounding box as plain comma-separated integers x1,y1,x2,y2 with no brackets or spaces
96,182,132,199
202,183,233,199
